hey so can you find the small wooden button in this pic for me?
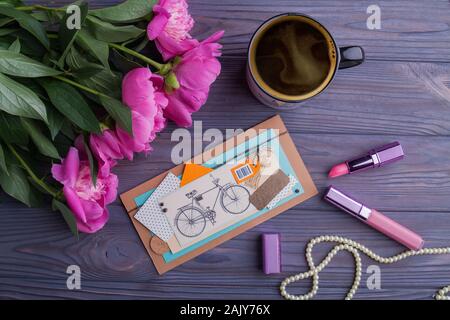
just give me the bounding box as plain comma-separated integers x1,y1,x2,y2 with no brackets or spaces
150,236,169,255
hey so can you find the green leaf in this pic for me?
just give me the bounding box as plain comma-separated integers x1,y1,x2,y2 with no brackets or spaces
82,134,98,187
0,40,10,50
111,48,143,74
0,49,61,77
81,69,122,99
0,73,47,122
11,29,46,58
8,37,20,53
66,47,122,98
99,95,132,134
76,29,109,69
0,143,8,175
59,118,75,140
0,28,18,36
0,17,14,27
14,77,46,99
86,15,144,43
91,0,156,23
0,164,42,207
0,6,50,50
52,199,79,238
71,64,105,79
30,11,49,22
20,118,60,159
0,112,28,144
46,104,64,140
131,36,149,53
58,1,88,66
0,0,24,6
65,46,85,68
53,128,72,156
40,79,101,133
31,10,64,23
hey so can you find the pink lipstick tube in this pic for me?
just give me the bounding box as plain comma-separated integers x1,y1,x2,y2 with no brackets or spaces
329,142,404,178
324,186,424,250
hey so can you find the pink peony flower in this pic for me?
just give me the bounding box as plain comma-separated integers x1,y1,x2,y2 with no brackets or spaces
116,67,168,160
147,0,197,61
89,129,123,176
51,147,118,234
85,68,168,174
163,31,223,127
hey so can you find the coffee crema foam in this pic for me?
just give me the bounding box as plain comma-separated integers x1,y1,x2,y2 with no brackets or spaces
255,20,332,96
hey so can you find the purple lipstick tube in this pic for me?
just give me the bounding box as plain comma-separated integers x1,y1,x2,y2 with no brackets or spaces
347,141,404,173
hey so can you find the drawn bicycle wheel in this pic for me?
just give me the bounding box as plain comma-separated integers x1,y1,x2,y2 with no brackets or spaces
220,185,250,214
175,207,206,238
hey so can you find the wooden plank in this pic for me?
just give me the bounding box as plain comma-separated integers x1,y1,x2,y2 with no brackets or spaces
26,0,450,62
189,0,450,63
1,201,449,300
186,58,450,136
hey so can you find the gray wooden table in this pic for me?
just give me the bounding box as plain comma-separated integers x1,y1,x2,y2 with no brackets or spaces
1,0,450,300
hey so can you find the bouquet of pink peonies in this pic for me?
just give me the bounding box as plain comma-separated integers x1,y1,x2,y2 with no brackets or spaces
0,0,223,235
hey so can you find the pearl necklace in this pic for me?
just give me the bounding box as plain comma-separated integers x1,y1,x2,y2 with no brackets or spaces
280,235,450,300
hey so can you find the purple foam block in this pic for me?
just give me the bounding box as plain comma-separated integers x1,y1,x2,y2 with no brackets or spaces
262,233,281,274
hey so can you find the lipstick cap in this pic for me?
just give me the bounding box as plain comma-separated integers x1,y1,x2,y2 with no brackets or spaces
262,233,281,274
324,186,370,220
372,142,404,166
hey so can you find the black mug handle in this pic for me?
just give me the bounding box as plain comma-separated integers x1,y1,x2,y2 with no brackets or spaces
338,46,365,69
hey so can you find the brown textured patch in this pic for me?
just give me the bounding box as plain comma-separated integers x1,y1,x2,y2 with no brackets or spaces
249,170,289,210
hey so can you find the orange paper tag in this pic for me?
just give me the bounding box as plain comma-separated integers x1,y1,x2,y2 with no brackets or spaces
180,163,214,186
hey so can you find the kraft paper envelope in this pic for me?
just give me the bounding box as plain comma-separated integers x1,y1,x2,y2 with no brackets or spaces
120,115,318,274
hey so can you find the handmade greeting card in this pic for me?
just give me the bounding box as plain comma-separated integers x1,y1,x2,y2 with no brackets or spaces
120,115,318,274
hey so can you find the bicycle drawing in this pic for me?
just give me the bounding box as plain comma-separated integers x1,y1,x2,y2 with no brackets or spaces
174,175,251,238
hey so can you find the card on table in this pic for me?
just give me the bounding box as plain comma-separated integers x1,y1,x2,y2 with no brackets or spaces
120,115,318,274
160,154,289,253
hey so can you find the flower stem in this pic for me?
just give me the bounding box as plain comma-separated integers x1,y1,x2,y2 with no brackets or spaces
50,35,169,72
6,143,59,198
108,43,165,70
53,75,107,98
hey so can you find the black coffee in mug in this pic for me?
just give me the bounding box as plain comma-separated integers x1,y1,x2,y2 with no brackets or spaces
247,13,364,109
255,19,332,96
